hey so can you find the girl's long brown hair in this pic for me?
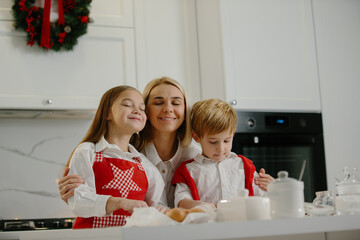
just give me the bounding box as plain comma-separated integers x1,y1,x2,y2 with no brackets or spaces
66,85,141,167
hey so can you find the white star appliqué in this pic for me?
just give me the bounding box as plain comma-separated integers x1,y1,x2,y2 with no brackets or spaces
102,163,142,198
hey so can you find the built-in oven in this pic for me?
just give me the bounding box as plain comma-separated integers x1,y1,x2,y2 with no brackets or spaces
232,111,327,202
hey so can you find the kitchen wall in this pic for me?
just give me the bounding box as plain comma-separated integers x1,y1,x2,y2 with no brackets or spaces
0,118,90,219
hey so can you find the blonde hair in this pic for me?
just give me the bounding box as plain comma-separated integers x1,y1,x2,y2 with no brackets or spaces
67,85,141,166
132,76,192,151
191,99,237,138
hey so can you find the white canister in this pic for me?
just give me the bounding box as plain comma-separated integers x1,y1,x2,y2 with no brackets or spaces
245,196,271,221
267,171,305,219
216,198,247,222
216,189,270,222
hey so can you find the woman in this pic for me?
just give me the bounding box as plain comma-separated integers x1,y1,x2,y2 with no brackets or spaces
58,77,274,208
133,77,202,207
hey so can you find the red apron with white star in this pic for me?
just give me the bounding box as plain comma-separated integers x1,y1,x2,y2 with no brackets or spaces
73,152,148,229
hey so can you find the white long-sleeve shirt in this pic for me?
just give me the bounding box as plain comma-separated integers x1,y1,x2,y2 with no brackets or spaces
174,152,264,207
68,136,166,218
142,141,201,208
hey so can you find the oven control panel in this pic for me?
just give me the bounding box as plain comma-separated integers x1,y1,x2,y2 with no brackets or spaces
265,116,289,128
236,111,322,134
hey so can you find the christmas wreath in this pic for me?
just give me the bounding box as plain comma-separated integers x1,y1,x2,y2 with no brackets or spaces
12,0,92,51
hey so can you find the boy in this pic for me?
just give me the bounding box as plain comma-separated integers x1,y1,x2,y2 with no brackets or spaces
172,99,273,209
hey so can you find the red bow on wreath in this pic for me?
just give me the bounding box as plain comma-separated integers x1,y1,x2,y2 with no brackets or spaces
40,0,65,49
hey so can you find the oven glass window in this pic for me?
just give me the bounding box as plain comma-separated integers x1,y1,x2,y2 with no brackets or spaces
237,146,314,202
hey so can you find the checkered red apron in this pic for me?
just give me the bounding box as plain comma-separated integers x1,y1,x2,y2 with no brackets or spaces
73,152,148,229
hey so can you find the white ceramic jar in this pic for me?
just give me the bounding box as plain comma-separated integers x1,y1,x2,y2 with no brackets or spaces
216,189,270,222
267,171,305,219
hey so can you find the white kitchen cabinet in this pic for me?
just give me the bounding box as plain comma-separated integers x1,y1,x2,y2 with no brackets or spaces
0,0,202,110
0,22,136,110
134,0,201,103
197,0,321,112
90,0,134,27
0,1,13,20
0,0,136,110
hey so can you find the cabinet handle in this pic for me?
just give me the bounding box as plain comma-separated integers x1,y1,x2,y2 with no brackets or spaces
45,99,53,105
230,99,237,105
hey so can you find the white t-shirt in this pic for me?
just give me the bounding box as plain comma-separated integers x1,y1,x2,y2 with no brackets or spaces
68,136,166,218
142,141,201,208
174,152,264,207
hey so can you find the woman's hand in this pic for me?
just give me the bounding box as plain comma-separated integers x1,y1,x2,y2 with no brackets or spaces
254,168,274,191
56,167,84,203
106,197,148,214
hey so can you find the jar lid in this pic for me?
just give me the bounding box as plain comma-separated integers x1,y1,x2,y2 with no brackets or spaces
238,189,249,197
268,171,303,191
273,171,297,183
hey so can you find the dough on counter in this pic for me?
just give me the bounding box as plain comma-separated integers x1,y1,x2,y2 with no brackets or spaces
164,208,205,222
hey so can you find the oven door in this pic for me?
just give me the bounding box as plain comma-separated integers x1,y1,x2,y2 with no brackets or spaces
232,133,327,202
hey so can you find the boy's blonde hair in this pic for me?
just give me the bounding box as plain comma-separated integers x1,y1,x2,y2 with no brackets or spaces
191,99,237,138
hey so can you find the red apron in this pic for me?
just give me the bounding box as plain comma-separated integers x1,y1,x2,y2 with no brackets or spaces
172,155,256,199
73,152,148,229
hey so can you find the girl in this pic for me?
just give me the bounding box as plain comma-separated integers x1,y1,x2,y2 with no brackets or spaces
58,78,274,208
67,86,165,229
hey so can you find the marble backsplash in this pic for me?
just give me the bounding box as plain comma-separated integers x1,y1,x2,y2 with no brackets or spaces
0,118,91,219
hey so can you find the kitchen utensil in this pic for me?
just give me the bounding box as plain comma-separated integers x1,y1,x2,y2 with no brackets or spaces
298,160,306,181
267,171,305,219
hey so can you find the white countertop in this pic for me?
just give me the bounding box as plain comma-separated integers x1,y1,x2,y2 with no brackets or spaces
1,215,360,240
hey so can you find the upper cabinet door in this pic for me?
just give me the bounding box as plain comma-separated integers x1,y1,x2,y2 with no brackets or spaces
0,0,136,110
133,0,201,102
197,0,321,112
0,1,12,20
91,0,134,27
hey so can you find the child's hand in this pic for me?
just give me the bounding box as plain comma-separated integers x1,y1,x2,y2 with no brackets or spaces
254,168,274,191
119,199,148,213
106,197,148,214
